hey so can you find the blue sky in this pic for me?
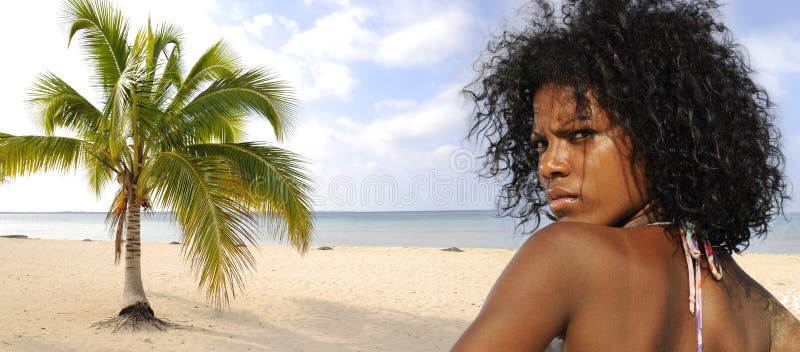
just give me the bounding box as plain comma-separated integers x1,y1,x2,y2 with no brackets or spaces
0,0,799,213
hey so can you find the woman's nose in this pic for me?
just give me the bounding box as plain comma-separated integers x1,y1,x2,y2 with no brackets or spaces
539,142,570,181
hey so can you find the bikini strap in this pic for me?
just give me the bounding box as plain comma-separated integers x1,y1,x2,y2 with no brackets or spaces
679,220,724,352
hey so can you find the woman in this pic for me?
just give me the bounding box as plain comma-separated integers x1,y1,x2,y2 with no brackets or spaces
453,0,800,351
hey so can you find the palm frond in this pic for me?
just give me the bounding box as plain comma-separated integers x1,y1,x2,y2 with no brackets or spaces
139,152,260,307
125,34,165,146
153,36,182,108
28,72,104,139
186,142,314,252
0,133,8,183
85,145,117,197
65,0,130,95
165,40,240,114
106,186,127,264
28,72,121,191
157,111,248,150
0,135,91,178
150,23,183,82
177,68,297,142
130,24,155,90
101,73,135,161
151,22,183,67
132,20,181,102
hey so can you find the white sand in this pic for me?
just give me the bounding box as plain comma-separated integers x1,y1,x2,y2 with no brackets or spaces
0,238,797,351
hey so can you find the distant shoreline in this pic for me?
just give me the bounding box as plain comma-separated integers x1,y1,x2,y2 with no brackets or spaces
0,236,519,250
1,211,797,253
0,236,793,255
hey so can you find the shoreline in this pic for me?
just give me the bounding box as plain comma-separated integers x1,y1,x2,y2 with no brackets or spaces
0,238,797,351
0,236,521,251
1,236,797,255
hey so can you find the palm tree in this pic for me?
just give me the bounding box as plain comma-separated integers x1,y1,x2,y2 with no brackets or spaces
0,0,314,330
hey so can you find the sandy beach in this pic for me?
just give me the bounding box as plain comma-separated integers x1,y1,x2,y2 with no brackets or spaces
0,238,798,352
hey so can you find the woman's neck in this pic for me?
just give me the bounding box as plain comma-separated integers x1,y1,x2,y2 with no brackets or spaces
621,201,664,228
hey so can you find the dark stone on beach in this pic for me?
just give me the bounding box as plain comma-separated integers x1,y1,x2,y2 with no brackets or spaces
82,239,92,241
169,241,181,245
0,235,28,239
316,246,333,250
442,247,464,252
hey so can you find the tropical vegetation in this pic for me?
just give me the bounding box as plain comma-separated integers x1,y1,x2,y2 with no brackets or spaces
0,0,314,330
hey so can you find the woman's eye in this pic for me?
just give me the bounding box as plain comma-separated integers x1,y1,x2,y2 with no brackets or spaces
532,140,548,152
571,129,596,141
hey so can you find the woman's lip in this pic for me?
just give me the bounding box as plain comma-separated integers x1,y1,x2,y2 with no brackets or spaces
549,197,579,211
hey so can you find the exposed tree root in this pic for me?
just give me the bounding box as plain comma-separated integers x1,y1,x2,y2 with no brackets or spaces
91,302,178,332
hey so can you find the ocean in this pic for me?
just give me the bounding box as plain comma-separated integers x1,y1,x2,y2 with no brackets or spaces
0,210,798,254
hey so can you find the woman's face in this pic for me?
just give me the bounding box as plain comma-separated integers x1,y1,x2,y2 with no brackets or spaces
532,83,652,226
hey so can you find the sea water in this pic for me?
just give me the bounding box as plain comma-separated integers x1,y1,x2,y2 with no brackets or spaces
0,210,798,253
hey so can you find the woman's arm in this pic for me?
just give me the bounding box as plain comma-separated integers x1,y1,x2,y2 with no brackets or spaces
451,223,592,351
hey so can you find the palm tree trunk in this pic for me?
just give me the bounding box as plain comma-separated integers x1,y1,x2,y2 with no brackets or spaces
119,201,153,316
92,196,172,331
93,199,171,331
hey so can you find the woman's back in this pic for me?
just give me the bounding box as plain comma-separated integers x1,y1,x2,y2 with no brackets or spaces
453,222,799,351
560,223,773,351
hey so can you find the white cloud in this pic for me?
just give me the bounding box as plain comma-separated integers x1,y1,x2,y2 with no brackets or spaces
276,16,300,33
125,3,359,103
303,0,352,7
740,25,800,102
115,0,329,106
743,36,800,73
287,83,469,171
361,86,467,152
282,8,376,62
282,83,488,211
376,8,474,67
243,13,300,37
307,62,357,100
754,72,787,102
281,3,476,69
244,14,274,36
374,99,415,110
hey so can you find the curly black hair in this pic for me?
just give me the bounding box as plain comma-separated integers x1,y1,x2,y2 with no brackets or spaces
466,0,788,254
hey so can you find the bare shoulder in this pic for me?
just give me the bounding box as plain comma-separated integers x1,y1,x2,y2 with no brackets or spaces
452,221,622,351
509,222,624,293
507,221,612,284
518,221,628,268
514,222,656,308
769,299,800,351
529,220,617,239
